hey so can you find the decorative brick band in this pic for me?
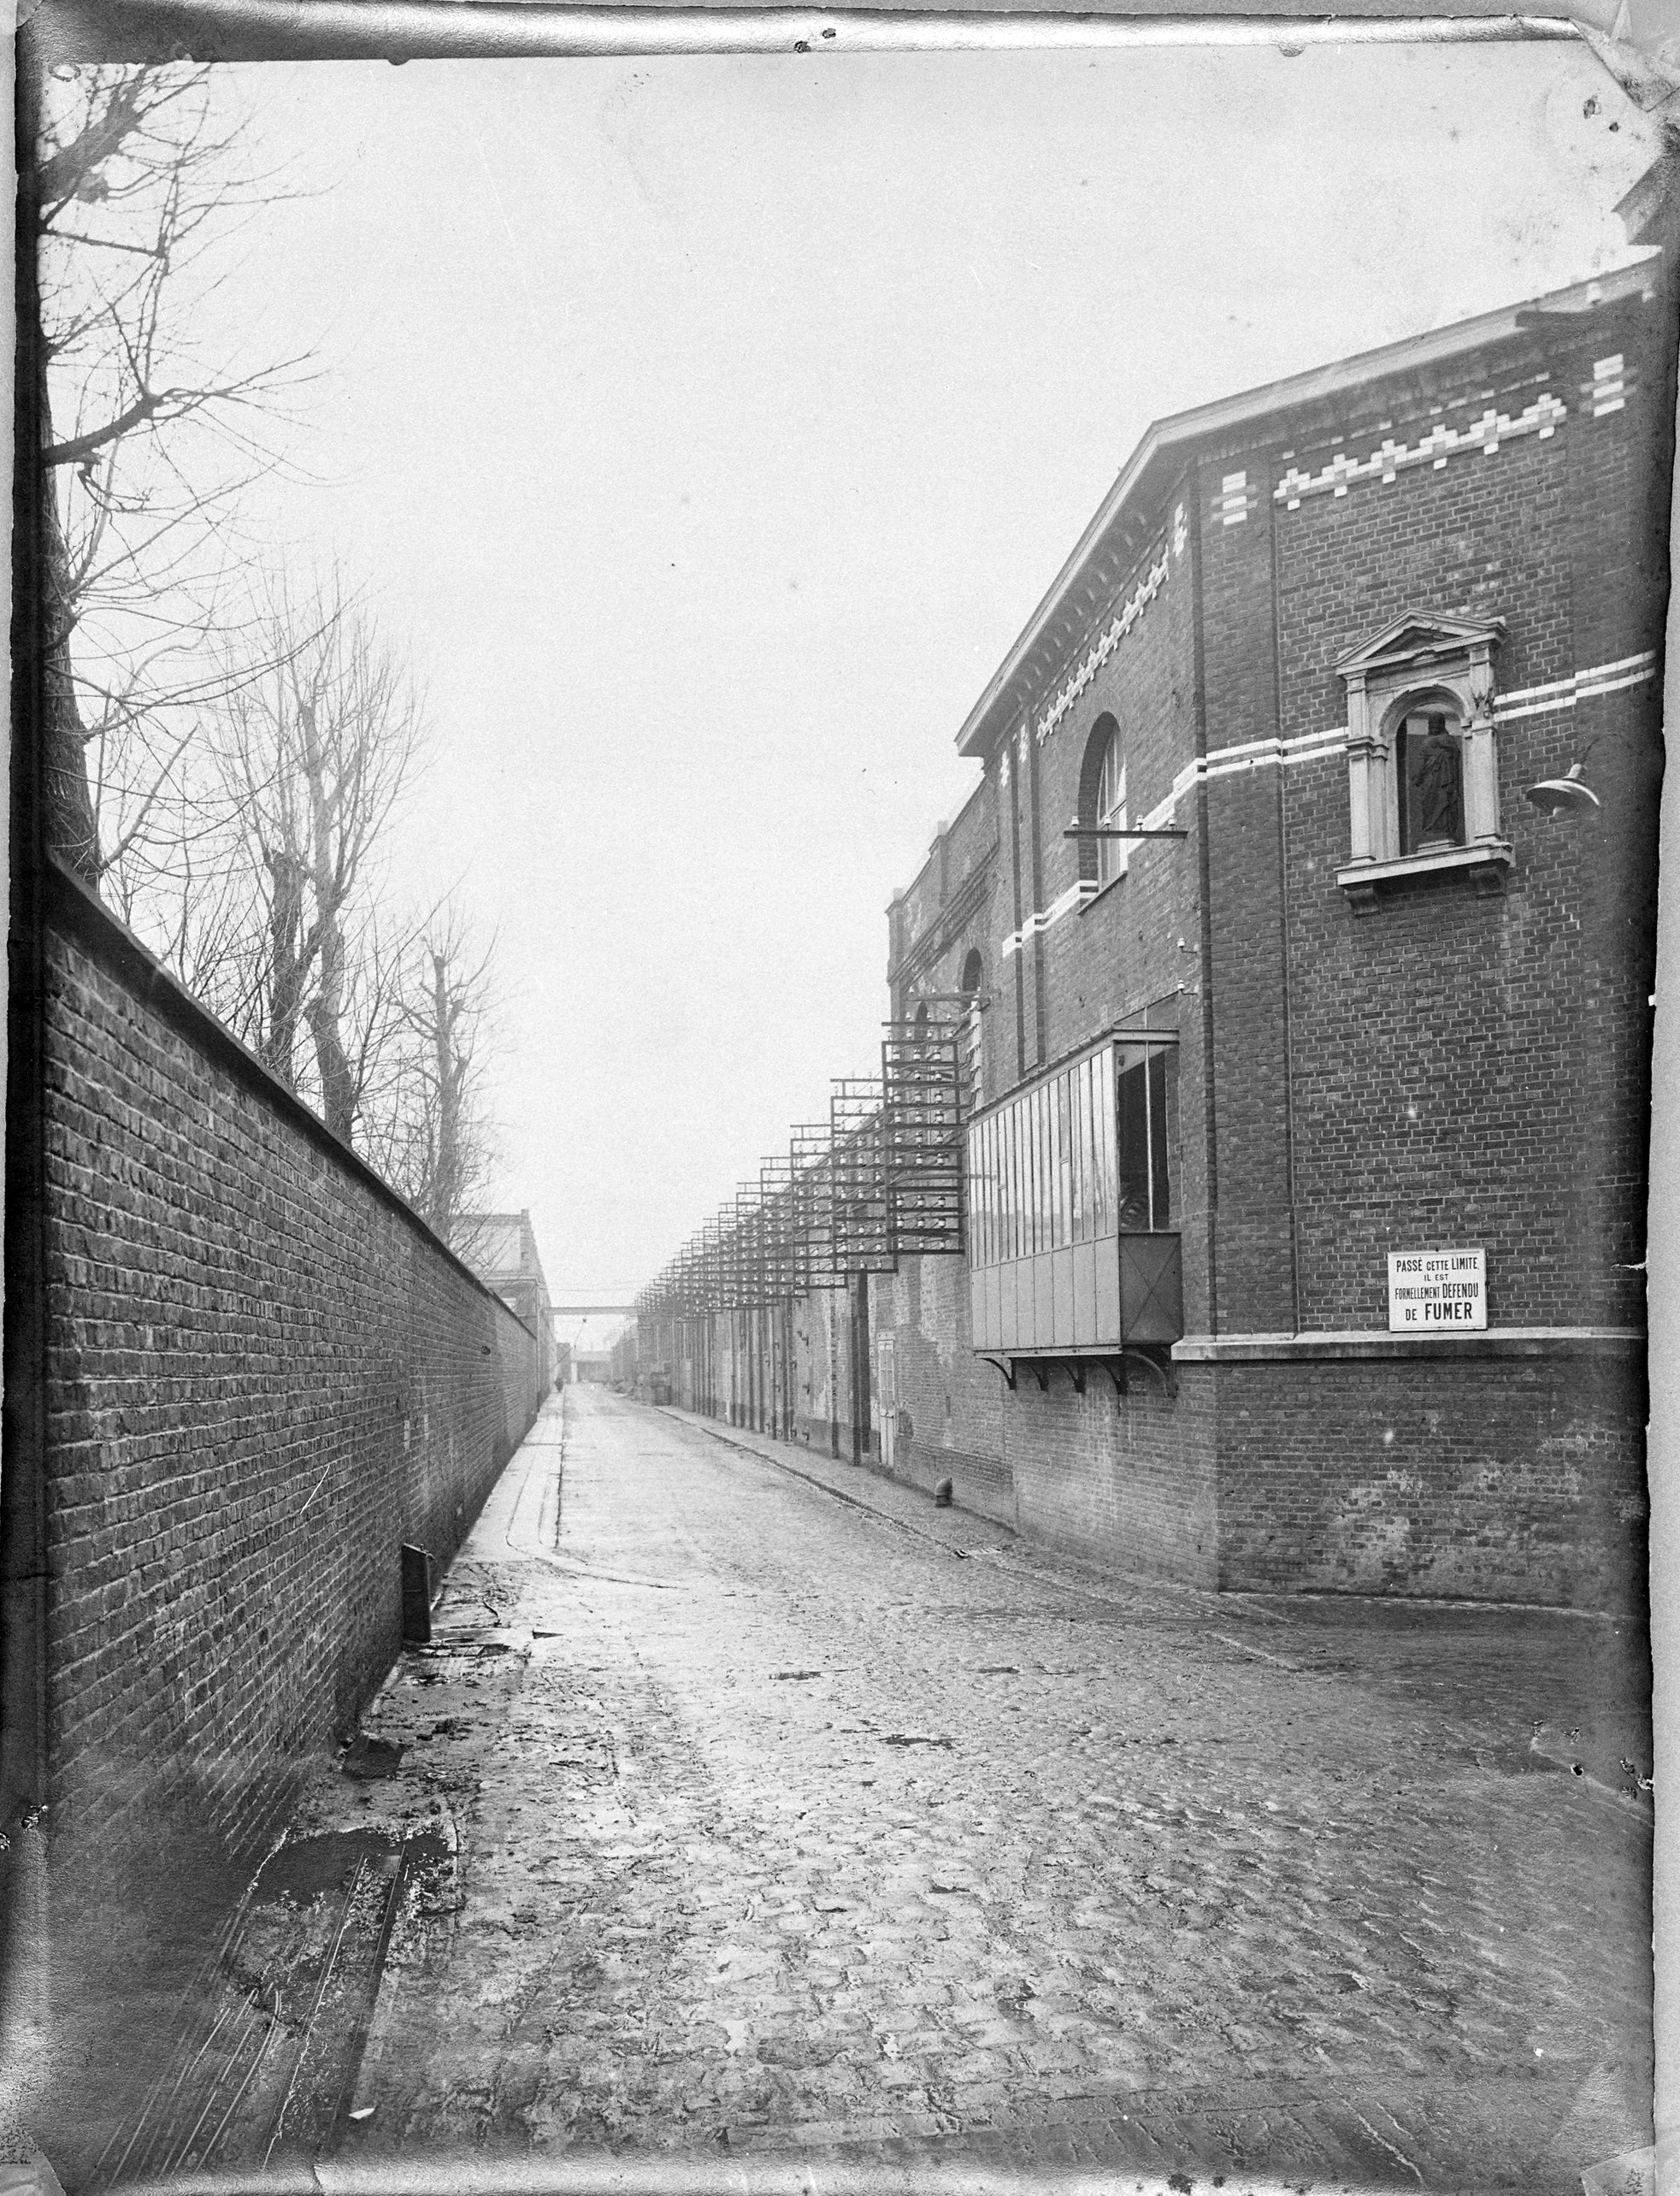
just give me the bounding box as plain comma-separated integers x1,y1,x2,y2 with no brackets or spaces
1035,551,1170,745
999,649,1657,958
1274,392,1568,511
1493,650,1659,722
1001,878,1097,958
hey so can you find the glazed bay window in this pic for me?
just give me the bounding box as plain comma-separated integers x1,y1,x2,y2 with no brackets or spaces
966,1035,1182,1355
1335,611,1512,909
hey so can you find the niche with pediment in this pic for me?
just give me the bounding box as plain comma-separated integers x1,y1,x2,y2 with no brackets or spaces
1334,611,1512,912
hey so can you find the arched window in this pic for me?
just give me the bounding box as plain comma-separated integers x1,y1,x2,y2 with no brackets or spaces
1077,714,1128,889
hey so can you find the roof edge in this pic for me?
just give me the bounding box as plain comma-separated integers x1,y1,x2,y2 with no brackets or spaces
955,256,1660,759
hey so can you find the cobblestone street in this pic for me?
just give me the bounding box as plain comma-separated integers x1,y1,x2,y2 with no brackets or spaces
301,1385,1651,2192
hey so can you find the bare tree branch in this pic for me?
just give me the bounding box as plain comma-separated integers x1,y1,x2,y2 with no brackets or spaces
34,62,314,880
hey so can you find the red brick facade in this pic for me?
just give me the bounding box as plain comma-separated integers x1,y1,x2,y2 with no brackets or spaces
649,265,1664,1612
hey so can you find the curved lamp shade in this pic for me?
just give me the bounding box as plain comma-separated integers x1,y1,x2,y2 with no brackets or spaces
1524,763,1601,818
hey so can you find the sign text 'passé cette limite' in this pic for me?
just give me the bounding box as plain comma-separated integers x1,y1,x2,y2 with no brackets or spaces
1387,1248,1487,1332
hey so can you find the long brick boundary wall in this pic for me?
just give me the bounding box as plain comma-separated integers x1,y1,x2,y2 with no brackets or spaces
38,859,544,1877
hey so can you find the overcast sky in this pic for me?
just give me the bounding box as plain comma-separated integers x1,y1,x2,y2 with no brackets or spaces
186,39,1654,1319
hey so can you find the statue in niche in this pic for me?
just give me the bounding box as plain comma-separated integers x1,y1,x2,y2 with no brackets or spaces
1411,712,1464,848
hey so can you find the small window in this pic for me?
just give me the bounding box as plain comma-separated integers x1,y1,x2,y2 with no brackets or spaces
1397,709,1465,854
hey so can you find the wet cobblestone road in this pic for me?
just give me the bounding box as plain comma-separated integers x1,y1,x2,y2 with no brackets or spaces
317,1386,1652,2192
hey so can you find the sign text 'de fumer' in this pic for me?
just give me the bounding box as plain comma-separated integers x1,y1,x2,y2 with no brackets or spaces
1387,1248,1487,1332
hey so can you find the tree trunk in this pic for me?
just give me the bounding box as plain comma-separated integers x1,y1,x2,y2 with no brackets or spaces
307,913,357,1145
298,700,356,1143
261,848,306,1089
38,369,100,885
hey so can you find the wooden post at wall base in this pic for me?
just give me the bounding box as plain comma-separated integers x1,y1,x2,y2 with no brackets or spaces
400,1544,433,1645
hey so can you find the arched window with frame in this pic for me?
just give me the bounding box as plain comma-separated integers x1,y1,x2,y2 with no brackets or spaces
1077,712,1128,890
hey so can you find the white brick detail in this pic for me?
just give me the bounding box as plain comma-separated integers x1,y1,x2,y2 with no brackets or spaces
1493,649,1656,722
1000,650,1657,955
1274,393,1567,510
1001,879,1099,958
1035,552,1169,745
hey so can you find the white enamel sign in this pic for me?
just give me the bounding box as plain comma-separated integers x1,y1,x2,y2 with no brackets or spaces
1387,1247,1487,1332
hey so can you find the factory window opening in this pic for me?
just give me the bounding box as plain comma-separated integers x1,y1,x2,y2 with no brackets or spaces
1117,1044,1173,1231
1077,714,1129,890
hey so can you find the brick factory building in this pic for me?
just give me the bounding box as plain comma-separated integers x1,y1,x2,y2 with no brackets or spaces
457,1208,555,1395
640,260,1667,1611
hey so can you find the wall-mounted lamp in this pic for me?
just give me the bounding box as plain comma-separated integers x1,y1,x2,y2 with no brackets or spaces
1525,739,1603,819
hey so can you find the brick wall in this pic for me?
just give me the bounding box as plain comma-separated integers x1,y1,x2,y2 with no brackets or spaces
1004,1364,1217,1585
1212,1353,1647,1610
879,300,1657,1607
635,286,1661,1615
1267,322,1661,1335
871,1256,1011,1524
38,865,544,1878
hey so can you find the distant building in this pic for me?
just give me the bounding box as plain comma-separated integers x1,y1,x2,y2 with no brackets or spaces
456,1210,554,1393
609,1328,639,1387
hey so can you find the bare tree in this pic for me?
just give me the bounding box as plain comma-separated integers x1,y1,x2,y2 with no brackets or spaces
365,906,500,1243
32,62,310,882
215,576,427,1141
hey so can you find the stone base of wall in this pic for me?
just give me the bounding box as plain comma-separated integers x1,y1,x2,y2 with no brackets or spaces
1002,1368,1221,1589
884,1438,1016,1528
1212,1355,1648,1610
792,1345,1645,1613
654,1266,1646,1612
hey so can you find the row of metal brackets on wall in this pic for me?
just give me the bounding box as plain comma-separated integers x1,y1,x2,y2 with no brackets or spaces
976,1349,1178,1399
638,1010,975,1324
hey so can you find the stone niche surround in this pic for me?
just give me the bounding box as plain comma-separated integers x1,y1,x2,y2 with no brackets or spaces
1334,610,1510,912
